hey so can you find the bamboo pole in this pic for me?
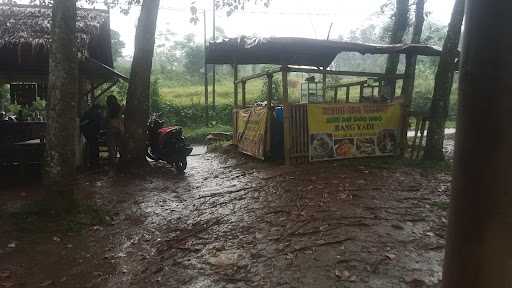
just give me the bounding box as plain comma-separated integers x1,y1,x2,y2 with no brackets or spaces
282,66,290,165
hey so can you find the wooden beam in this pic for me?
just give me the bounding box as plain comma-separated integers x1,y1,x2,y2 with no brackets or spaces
282,66,291,165
328,80,368,89
236,67,281,84
288,67,405,79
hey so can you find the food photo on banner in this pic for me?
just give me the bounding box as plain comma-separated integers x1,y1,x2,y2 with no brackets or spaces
308,102,401,161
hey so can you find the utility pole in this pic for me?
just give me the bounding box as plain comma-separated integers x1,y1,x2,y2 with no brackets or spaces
212,0,216,112
203,9,209,126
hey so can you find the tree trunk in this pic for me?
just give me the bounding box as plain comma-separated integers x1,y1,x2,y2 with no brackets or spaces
44,0,78,212
423,0,465,161
121,0,160,167
442,0,512,286
400,0,425,99
399,0,425,154
382,0,409,100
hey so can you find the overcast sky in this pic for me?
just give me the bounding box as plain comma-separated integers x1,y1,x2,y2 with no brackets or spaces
108,0,455,56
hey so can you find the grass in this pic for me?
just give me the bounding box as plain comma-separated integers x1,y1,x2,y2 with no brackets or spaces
160,80,266,105
183,124,232,144
157,77,458,144
160,77,303,106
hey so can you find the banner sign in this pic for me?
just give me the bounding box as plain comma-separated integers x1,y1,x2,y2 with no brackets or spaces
308,102,402,161
237,106,268,159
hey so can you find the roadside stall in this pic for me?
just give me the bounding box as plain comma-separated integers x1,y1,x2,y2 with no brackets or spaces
0,4,128,167
206,37,442,164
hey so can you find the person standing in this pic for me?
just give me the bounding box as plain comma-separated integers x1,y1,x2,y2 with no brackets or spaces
80,103,103,167
106,95,123,162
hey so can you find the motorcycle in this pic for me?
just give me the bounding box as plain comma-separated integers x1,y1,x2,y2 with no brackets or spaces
146,114,193,172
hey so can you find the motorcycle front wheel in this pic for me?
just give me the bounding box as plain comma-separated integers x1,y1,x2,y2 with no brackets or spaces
174,159,187,173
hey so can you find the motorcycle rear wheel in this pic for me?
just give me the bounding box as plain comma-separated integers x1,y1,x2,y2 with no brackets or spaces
175,159,187,173
146,147,160,161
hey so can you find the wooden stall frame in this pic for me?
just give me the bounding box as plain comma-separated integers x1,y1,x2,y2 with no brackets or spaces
232,65,411,164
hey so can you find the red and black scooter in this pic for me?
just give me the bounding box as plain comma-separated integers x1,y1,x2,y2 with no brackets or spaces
146,114,193,172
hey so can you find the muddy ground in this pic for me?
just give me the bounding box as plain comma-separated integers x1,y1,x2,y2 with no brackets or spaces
1,146,452,288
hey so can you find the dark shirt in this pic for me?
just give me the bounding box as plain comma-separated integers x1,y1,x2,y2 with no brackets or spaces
80,107,103,139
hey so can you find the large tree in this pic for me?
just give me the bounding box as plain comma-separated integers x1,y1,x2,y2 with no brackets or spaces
44,0,79,211
423,0,465,161
442,0,512,286
121,0,160,167
382,0,409,100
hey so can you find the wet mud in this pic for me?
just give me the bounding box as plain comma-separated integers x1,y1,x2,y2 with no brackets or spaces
1,149,451,288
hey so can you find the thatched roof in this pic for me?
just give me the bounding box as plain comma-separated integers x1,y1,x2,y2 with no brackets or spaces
0,4,120,82
0,4,109,53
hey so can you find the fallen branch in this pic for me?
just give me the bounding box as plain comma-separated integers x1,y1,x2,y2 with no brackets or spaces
286,237,353,254
197,186,262,199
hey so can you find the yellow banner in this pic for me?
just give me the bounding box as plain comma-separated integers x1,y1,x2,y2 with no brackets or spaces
308,102,402,161
237,106,268,159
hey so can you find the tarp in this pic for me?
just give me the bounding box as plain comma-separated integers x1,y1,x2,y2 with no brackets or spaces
237,106,268,159
206,37,443,67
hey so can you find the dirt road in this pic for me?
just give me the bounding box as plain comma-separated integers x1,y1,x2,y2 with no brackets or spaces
1,150,451,288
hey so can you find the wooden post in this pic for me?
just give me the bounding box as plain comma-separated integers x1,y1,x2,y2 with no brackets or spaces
322,67,327,101
266,73,273,157
266,73,273,107
400,57,416,157
442,0,512,287
212,0,216,112
241,81,246,108
346,87,350,103
282,66,290,165
359,84,364,102
334,87,338,103
203,10,208,125
232,64,238,145
233,64,238,108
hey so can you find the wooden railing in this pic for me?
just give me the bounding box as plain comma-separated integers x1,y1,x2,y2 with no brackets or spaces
289,104,309,164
